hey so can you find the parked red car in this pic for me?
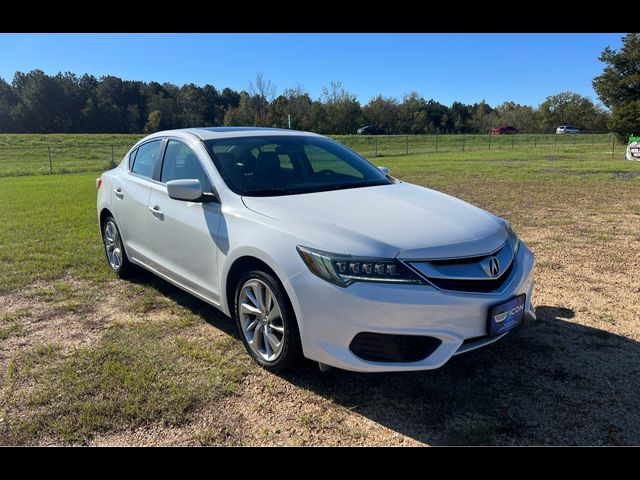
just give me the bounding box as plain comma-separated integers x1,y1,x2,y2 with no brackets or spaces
491,126,519,135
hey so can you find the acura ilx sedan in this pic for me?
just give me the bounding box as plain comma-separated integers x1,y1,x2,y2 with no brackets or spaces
96,127,535,372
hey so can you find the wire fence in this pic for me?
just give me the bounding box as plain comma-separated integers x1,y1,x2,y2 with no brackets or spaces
0,133,626,177
0,143,133,177
337,133,620,158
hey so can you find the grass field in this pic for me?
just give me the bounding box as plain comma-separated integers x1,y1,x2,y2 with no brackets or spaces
1,138,640,445
0,133,626,176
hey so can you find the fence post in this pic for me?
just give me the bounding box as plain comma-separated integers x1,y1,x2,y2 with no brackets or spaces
405,135,409,155
612,138,615,159
555,133,558,149
512,136,515,150
573,134,577,146
48,147,53,174
488,134,491,150
374,137,378,157
462,135,465,152
435,133,439,153
534,134,537,149
111,145,115,167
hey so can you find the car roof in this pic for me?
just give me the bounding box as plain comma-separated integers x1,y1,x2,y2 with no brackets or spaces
140,126,323,143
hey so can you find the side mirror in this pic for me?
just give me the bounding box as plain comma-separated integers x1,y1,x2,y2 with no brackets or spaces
378,166,390,175
167,179,206,202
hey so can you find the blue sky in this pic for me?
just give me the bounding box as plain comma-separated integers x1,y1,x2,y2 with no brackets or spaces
0,33,625,107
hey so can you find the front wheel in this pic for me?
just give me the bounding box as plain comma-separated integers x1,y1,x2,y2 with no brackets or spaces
234,270,303,371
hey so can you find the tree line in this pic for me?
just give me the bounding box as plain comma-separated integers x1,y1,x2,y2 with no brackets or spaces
593,33,640,141
0,70,611,135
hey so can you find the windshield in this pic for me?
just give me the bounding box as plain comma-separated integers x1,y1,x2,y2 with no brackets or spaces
203,135,393,196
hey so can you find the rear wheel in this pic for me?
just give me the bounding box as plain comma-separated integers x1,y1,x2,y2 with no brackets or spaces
234,270,303,371
102,216,134,278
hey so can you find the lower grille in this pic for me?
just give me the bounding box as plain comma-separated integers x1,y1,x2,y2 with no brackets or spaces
349,332,442,362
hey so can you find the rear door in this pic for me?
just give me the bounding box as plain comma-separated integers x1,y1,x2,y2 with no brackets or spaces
111,139,164,265
147,138,223,303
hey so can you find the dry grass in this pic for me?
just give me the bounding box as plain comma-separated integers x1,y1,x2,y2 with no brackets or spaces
1,155,640,445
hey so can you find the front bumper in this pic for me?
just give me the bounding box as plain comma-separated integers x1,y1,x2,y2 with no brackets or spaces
283,243,535,372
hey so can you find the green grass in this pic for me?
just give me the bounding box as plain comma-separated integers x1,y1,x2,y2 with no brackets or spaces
0,308,30,341
2,320,247,444
0,173,111,292
0,133,625,177
0,322,25,340
1,135,640,445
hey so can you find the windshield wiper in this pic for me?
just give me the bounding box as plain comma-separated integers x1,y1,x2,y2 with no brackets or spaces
242,188,297,196
321,181,389,192
242,181,389,197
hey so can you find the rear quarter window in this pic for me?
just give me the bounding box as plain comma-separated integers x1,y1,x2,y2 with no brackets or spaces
128,148,138,170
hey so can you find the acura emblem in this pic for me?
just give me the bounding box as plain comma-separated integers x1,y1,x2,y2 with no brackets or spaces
488,256,500,277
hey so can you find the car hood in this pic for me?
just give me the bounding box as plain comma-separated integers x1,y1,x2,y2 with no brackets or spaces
241,182,507,259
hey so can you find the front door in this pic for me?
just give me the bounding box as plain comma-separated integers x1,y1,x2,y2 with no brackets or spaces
147,139,223,304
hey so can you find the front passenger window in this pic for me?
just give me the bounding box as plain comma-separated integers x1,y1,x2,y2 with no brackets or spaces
161,140,212,191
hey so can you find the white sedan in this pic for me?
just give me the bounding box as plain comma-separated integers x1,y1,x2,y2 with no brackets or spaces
96,127,536,372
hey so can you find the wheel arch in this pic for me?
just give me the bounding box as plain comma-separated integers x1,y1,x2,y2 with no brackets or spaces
99,208,133,263
224,255,280,316
99,208,114,231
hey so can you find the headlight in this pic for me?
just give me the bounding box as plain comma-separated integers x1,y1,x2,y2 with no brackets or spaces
296,246,425,287
505,221,520,255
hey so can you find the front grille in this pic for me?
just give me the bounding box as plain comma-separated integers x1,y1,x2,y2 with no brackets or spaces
407,241,516,293
425,258,515,293
349,332,442,362
427,254,487,266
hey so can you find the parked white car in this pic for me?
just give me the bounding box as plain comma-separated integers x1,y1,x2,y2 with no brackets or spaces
96,128,536,373
556,125,580,134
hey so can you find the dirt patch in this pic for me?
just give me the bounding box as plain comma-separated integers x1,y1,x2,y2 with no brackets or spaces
540,169,603,176
0,276,129,360
612,171,640,181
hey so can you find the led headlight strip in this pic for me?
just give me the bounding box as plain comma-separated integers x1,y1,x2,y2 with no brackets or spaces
297,246,425,287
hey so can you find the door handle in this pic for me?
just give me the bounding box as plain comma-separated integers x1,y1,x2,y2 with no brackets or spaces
148,205,164,217
113,188,124,199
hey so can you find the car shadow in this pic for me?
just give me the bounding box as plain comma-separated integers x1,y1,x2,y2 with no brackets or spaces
128,271,640,445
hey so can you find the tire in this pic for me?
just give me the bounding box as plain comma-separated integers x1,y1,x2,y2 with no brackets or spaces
234,269,303,372
102,215,134,278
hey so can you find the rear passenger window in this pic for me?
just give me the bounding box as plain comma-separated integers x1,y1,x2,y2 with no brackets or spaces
131,140,162,179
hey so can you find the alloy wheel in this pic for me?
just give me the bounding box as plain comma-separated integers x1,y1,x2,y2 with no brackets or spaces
104,220,123,271
238,278,286,362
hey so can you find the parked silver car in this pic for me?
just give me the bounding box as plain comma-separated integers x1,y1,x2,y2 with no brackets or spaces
556,125,580,134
